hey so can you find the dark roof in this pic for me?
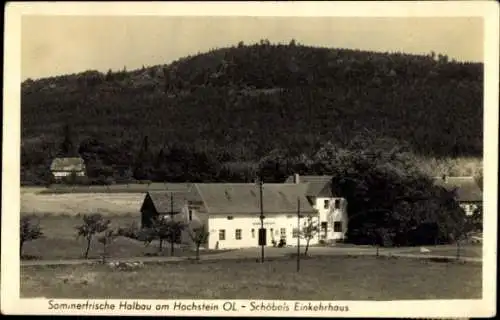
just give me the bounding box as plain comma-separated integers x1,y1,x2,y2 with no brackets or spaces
145,191,191,213
284,175,334,197
50,157,85,172
146,183,193,192
433,176,483,202
193,183,317,215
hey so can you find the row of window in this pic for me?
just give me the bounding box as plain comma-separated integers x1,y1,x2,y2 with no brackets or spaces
324,199,342,210
217,222,343,241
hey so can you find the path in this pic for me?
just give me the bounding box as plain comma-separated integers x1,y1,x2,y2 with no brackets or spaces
21,245,481,266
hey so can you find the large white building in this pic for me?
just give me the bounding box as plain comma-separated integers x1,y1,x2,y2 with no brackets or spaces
140,174,349,250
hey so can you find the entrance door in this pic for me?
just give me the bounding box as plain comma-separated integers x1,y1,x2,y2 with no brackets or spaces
321,222,328,240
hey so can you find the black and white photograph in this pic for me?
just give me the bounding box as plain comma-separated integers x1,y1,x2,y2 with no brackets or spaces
2,1,498,318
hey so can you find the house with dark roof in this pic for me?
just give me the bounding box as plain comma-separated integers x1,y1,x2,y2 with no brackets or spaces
140,182,320,250
433,175,483,216
284,174,348,242
50,157,86,180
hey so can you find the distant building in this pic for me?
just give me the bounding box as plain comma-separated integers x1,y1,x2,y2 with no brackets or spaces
434,175,483,216
50,157,86,180
284,174,348,242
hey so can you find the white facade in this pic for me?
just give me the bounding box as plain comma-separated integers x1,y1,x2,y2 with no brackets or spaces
205,213,320,250
52,171,86,179
460,202,480,216
312,197,348,241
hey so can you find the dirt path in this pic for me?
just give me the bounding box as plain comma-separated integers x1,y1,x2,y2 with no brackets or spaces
20,245,481,266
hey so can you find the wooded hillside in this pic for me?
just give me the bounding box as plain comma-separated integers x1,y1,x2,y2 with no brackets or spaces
21,40,483,184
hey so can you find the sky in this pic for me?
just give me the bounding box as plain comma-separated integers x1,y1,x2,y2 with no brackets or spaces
21,16,483,80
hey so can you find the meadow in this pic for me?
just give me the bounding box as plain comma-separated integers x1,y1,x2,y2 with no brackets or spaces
21,188,144,216
20,255,482,300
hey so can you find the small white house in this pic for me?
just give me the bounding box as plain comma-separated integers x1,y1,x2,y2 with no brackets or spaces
433,175,483,216
50,157,86,180
170,183,320,250
285,174,348,242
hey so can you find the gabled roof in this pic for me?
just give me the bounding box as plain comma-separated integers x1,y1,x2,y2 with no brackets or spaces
145,191,191,213
193,183,316,215
433,176,483,202
50,157,86,172
284,175,334,197
146,183,193,192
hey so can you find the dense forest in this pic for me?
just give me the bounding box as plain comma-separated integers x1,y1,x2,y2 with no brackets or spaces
21,40,483,185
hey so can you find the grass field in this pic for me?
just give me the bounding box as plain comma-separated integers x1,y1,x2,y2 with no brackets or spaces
21,191,144,215
21,215,203,260
20,255,482,300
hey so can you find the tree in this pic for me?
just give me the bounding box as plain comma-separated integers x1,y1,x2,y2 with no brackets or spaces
76,214,111,259
20,216,43,256
450,214,472,260
60,124,76,156
97,229,117,263
301,215,319,256
167,220,185,256
188,224,210,260
140,217,185,255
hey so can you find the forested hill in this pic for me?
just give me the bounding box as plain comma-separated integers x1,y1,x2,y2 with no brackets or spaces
21,40,483,184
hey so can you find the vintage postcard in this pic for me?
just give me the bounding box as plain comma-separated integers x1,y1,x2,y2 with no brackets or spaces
2,1,499,318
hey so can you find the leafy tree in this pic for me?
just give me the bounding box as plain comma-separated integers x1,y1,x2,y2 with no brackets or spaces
97,229,117,263
301,215,319,256
20,216,44,256
75,214,111,259
140,217,185,255
188,224,210,260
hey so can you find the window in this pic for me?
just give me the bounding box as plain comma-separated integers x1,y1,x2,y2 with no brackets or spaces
292,228,299,238
321,222,328,230
219,230,226,240
235,229,242,240
188,210,193,221
280,228,287,239
324,200,330,209
334,222,342,232
334,199,341,209
227,216,234,220
251,229,255,238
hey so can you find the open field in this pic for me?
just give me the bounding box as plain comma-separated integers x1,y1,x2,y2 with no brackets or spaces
34,183,191,194
21,192,144,215
21,255,482,300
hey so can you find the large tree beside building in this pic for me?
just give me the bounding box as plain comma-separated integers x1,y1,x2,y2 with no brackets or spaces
311,136,466,246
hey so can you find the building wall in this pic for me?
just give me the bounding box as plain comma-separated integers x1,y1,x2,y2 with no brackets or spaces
206,213,320,250
52,171,86,178
313,197,348,241
460,202,480,216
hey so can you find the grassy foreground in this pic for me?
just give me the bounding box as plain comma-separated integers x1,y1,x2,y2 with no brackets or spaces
21,255,481,300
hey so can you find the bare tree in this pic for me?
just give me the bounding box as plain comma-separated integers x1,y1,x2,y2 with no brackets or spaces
301,215,319,256
76,214,111,259
20,216,43,256
97,229,117,263
188,224,210,260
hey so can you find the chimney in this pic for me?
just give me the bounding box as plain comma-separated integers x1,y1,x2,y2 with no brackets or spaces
294,173,300,184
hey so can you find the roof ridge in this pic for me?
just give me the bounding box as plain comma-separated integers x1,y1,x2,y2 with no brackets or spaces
194,183,211,213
